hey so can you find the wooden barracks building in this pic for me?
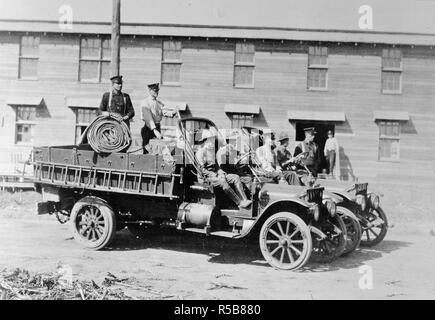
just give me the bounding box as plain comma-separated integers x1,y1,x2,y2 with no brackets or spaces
0,0,434,189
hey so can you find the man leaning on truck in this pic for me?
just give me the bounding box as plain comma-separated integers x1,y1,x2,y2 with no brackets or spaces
140,82,176,154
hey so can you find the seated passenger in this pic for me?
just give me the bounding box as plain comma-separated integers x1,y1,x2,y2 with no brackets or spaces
216,135,254,196
275,132,302,186
195,130,252,209
255,131,302,185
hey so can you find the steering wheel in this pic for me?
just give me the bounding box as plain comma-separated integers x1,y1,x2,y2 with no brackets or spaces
233,151,265,184
234,151,255,171
293,151,309,163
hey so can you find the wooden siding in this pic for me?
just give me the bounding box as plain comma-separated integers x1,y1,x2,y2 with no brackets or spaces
0,33,434,186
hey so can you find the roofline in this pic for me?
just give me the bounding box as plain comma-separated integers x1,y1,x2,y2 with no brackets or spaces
1,18,435,37
2,19,435,46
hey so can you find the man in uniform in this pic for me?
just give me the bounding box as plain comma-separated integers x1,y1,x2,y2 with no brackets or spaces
196,129,252,209
140,82,176,153
99,75,135,127
293,127,321,177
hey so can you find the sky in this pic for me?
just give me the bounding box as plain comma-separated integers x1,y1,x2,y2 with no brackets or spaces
0,0,435,33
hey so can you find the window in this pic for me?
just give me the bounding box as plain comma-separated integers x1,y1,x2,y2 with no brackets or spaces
234,43,255,88
378,121,400,161
15,106,37,144
381,49,402,94
161,40,182,85
19,36,40,79
307,46,328,90
74,108,98,143
79,37,111,82
230,113,254,129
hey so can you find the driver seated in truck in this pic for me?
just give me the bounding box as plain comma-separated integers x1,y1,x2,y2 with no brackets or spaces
216,132,255,197
195,129,252,209
275,132,303,186
293,127,321,177
255,130,302,185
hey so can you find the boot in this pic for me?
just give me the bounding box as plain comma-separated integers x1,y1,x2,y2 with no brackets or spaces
234,181,252,208
222,186,242,207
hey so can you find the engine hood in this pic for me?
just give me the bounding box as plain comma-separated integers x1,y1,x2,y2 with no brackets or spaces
259,183,306,202
319,179,359,201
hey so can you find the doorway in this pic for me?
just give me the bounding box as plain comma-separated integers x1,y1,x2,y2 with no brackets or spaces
294,121,335,175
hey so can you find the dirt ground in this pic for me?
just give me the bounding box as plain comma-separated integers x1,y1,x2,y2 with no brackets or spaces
1,190,435,300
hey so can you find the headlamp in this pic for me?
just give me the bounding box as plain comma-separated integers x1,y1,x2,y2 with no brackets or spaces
355,194,367,211
309,204,320,221
368,193,380,210
323,199,336,217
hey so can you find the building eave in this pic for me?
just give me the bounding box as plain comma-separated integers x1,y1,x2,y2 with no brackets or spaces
1,19,435,46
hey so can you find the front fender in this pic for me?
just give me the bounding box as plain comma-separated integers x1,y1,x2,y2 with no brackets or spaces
329,189,355,202
235,199,312,239
322,190,343,204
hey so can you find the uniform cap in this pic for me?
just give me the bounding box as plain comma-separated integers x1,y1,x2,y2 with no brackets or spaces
304,127,317,135
110,75,123,83
278,132,290,142
147,83,160,91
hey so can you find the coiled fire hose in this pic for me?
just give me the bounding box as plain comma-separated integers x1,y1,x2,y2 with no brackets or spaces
84,114,132,153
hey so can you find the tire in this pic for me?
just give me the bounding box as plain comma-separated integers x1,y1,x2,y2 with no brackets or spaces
360,207,388,247
337,206,362,256
70,196,117,250
259,212,312,271
310,214,347,263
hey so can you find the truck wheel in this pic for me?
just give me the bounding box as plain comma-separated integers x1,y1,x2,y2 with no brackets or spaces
360,207,388,247
310,214,347,263
337,206,362,256
259,212,312,271
70,196,116,250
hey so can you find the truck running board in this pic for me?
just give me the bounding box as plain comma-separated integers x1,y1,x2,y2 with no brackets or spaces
183,227,238,239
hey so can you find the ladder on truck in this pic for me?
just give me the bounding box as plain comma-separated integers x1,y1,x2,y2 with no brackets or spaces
33,161,181,200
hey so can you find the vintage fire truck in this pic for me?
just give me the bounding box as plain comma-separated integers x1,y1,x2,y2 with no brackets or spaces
33,117,347,271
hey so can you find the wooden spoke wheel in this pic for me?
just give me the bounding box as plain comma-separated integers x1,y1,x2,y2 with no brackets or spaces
360,207,388,247
310,214,347,263
259,212,312,270
337,206,362,256
70,196,116,250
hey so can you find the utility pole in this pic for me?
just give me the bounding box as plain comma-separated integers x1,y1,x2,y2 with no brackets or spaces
111,0,121,77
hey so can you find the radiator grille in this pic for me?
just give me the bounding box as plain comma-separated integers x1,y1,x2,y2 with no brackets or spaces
307,187,324,203
354,182,368,195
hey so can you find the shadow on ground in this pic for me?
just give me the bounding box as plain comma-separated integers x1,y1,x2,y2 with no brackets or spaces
103,227,412,272
302,239,413,272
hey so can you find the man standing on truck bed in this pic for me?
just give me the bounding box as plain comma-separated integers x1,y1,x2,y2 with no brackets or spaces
99,75,135,127
140,82,176,154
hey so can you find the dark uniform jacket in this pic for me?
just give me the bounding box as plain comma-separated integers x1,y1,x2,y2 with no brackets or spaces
294,140,320,176
99,91,135,126
275,145,293,170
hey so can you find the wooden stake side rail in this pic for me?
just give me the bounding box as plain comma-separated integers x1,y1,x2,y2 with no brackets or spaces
33,161,181,199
